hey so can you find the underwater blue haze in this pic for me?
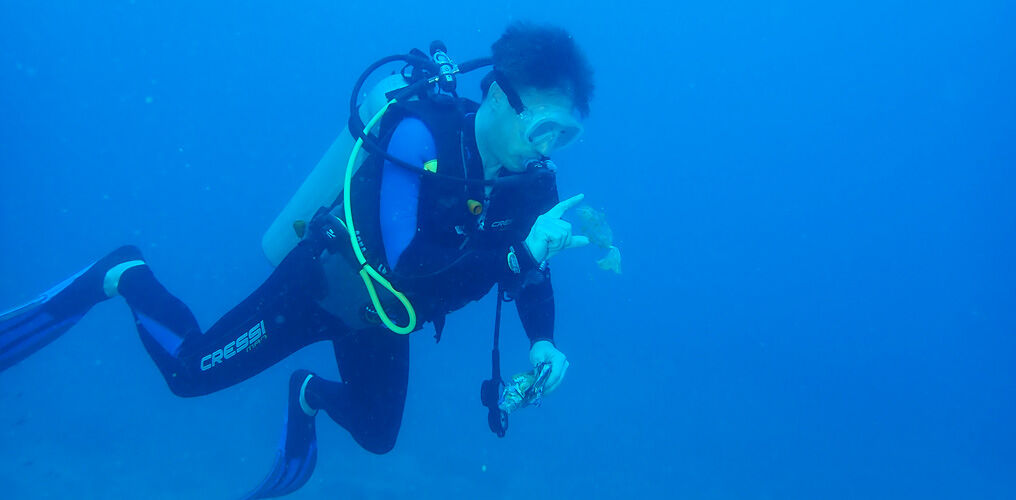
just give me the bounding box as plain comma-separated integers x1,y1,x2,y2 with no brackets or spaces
1,0,1013,498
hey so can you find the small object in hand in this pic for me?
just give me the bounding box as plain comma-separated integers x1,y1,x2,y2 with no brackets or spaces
498,363,553,414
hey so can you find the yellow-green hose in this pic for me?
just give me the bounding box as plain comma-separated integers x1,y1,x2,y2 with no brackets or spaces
343,98,417,334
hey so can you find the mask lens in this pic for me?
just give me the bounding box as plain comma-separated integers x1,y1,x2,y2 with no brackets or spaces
526,118,583,152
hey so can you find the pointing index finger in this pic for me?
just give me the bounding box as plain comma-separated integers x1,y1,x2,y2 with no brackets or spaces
544,193,585,219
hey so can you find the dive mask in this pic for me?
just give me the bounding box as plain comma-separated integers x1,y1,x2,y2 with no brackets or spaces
493,72,584,153
519,106,584,153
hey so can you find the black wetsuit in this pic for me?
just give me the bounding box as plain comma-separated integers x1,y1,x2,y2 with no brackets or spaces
4,107,558,455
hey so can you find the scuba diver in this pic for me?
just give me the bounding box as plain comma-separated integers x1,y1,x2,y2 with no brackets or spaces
0,21,593,498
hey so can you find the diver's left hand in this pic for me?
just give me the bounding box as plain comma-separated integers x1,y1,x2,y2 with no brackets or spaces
530,340,569,393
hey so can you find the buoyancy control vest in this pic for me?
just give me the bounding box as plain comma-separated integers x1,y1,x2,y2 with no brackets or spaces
320,95,559,330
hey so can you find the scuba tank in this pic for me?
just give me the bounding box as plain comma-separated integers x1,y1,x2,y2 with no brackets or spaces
261,74,411,266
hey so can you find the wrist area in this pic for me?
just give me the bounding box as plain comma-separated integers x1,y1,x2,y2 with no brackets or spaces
522,234,540,263
529,337,556,349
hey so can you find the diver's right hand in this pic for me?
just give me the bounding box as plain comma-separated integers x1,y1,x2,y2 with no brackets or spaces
524,194,590,263
530,340,569,394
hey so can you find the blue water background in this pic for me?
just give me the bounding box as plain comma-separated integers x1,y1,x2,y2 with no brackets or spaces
1,1,1013,498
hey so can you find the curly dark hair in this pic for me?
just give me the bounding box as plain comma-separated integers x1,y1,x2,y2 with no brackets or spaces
482,22,594,118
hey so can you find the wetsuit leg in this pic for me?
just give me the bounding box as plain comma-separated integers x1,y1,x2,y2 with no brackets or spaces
119,241,343,397
243,329,408,500
303,328,409,454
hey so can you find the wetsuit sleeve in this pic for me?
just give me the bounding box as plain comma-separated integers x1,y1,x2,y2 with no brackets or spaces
504,246,555,346
379,118,435,268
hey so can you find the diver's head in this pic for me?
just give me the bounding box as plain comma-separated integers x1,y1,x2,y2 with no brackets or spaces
475,22,594,176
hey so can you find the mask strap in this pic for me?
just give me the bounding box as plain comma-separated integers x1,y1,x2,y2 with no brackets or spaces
491,70,526,114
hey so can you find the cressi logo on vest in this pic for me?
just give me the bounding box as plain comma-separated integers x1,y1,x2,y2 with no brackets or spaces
200,320,267,371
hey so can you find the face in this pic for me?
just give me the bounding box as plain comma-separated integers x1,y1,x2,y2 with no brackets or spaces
485,84,584,173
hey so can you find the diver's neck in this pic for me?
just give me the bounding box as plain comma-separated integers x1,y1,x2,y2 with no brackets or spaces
474,109,504,186
481,161,501,197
